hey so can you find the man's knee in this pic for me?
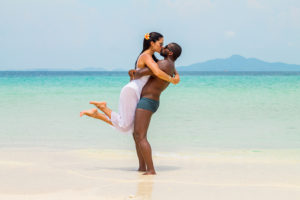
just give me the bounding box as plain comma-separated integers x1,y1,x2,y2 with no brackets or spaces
133,131,146,143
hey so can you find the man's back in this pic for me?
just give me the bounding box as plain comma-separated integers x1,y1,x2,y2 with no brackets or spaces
141,59,175,101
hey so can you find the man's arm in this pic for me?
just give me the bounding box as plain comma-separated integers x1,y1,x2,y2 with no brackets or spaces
134,67,153,79
128,67,154,80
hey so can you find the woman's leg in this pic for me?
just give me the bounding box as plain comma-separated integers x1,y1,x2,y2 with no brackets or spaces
89,86,138,132
93,87,138,132
80,108,112,125
90,101,112,119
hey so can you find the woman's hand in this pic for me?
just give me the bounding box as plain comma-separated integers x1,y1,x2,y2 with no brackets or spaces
171,73,180,84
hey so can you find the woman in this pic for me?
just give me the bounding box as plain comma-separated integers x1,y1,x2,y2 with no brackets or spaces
80,32,180,132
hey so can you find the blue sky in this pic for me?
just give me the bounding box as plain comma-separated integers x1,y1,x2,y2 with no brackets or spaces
0,0,299,70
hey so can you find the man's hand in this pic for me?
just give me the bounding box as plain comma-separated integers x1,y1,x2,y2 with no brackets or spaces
128,69,136,81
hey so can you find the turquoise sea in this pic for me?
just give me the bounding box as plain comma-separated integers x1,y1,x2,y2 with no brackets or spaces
1,71,300,152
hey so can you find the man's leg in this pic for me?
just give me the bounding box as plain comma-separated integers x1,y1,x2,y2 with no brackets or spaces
133,134,146,172
133,108,155,175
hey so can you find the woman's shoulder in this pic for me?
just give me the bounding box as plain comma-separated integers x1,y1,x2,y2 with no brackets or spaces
139,52,152,60
137,53,153,68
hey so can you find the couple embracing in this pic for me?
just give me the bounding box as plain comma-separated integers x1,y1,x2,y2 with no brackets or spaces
80,32,182,175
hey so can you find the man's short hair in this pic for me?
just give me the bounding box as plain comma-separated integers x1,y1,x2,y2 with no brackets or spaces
169,43,182,61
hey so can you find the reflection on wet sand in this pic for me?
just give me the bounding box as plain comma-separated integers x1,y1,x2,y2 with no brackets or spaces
134,174,154,200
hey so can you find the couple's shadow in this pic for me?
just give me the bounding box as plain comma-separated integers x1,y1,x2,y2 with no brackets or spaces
90,165,180,172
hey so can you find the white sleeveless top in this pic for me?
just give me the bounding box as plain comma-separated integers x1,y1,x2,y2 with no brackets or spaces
125,67,150,99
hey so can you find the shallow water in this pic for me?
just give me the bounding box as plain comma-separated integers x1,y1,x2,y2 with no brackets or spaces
1,71,300,151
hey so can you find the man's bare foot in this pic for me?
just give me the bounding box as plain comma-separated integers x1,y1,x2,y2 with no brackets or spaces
142,171,156,175
138,167,146,172
80,108,98,117
90,101,107,110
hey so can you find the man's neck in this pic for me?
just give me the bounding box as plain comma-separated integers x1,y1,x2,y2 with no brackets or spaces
164,56,174,62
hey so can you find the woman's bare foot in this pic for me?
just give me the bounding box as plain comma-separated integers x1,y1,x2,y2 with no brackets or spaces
90,101,112,119
90,101,107,110
80,108,113,125
143,171,156,175
80,108,98,117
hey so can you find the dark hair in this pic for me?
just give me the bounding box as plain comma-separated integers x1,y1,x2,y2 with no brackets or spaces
135,32,163,69
168,43,182,61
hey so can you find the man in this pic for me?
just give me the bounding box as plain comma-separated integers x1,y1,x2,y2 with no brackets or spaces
130,43,182,175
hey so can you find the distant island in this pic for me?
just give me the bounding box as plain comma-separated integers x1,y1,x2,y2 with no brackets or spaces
177,55,300,71
1,55,300,71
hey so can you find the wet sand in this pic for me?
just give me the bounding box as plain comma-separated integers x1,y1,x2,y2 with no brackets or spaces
0,148,299,200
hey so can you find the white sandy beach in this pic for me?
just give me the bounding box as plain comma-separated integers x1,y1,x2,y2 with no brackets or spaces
0,148,299,200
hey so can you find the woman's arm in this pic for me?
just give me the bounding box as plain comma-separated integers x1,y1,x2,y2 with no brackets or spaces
143,54,179,84
173,68,180,83
174,68,178,75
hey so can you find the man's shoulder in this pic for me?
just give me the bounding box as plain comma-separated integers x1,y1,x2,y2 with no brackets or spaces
157,60,174,74
157,59,173,67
